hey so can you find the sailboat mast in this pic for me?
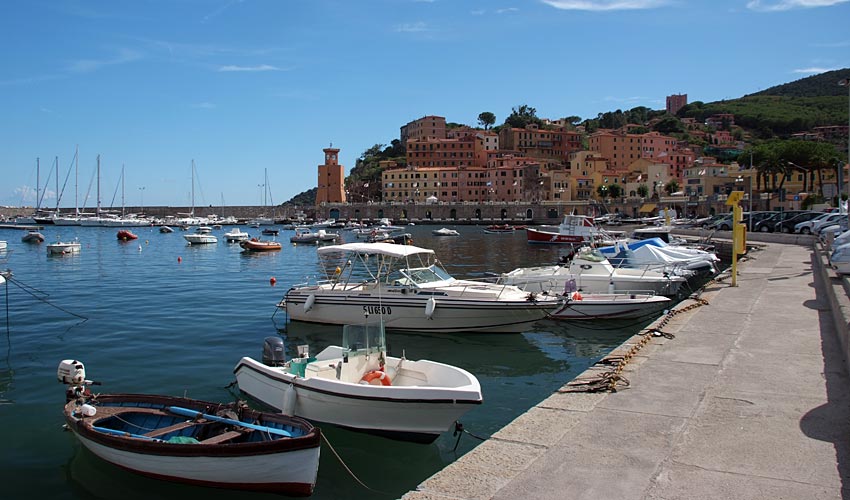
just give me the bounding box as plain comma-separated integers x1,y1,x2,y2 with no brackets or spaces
121,163,125,217
55,156,59,211
96,154,101,217
36,157,40,211
75,145,79,217
191,159,195,218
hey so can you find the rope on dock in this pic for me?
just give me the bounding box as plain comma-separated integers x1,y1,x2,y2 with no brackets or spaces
558,293,711,394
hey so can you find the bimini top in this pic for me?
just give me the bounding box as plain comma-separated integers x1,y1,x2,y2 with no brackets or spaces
317,242,434,258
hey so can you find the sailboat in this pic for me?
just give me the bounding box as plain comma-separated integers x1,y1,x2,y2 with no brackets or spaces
15,158,41,224
80,155,113,226
175,160,206,227
54,147,82,226
34,156,59,225
103,165,149,227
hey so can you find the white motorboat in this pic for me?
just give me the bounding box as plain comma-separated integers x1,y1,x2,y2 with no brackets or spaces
279,242,561,333
499,246,687,297
183,227,218,245
47,238,82,255
224,228,250,242
0,241,6,251
598,237,719,277
21,230,45,244
548,291,671,320
432,227,460,236
289,226,339,244
234,321,483,443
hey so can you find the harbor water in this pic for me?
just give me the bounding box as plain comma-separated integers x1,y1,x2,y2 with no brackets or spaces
0,224,667,499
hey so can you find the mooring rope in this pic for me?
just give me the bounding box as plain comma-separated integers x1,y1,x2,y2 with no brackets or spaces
7,276,89,321
320,432,388,494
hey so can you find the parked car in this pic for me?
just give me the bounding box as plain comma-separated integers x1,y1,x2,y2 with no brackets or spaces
815,214,849,237
795,213,843,234
752,210,810,233
775,211,823,233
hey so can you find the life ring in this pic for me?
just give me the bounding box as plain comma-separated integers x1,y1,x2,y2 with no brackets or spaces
571,291,583,301
359,370,392,386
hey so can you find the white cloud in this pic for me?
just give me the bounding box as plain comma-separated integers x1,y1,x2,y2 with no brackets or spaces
202,0,245,24
540,0,668,11
747,0,849,12
217,64,281,72
496,7,520,13
68,48,142,73
793,67,838,74
394,22,429,32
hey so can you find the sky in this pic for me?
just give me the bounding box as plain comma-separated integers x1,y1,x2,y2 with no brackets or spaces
2,0,849,209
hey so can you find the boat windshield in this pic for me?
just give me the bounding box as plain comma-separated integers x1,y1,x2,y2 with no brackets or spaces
577,248,607,262
398,265,454,285
342,322,385,356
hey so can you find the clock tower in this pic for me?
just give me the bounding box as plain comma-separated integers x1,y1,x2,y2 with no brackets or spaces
316,145,346,204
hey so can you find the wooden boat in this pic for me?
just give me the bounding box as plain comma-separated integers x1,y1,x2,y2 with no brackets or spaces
21,230,45,243
59,360,320,495
116,230,138,241
235,321,482,443
240,238,282,252
483,224,515,234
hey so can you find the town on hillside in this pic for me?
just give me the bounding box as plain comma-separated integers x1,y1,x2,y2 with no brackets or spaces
314,93,848,220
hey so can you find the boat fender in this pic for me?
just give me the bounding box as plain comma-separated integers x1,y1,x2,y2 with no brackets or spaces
425,297,436,319
359,370,392,386
80,404,97,417
304,294,316,312
572,291,583,301
282,384,297,416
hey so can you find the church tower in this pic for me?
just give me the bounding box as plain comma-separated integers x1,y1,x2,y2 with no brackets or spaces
316,145,346,204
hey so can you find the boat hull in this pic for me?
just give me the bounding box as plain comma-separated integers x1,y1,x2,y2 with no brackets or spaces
281,288,558,333
47,243,81,255
526,227,590,244
234,357,482,443
64,394,320,495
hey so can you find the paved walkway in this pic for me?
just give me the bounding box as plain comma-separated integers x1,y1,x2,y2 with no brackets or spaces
403,242,850,500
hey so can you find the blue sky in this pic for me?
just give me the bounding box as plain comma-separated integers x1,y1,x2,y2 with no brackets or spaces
2,0,849,209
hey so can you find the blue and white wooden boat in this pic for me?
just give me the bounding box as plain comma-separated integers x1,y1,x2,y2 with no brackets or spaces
59,360,320,495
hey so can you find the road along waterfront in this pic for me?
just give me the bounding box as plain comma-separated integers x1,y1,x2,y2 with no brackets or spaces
405,240,850,499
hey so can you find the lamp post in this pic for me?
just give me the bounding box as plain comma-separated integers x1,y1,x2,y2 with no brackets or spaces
139,186,145,213
840,78,850,224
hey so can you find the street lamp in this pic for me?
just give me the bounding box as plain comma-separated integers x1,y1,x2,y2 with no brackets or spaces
139,186,145,213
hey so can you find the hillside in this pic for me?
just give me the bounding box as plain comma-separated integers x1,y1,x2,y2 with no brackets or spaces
749,68,850,97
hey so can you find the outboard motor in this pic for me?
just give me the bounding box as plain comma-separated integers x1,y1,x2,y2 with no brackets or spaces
57,359,100,402
262,337,286,366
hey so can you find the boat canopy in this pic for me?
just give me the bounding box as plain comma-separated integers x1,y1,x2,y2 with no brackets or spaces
318,242,435,259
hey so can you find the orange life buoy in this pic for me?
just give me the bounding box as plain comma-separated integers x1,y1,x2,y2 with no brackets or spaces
359,369,392,386
572,291,583,301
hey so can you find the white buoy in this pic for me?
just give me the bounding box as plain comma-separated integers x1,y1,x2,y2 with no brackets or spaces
304,294,316,312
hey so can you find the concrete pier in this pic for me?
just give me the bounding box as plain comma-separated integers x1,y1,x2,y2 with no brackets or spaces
404,240,850,499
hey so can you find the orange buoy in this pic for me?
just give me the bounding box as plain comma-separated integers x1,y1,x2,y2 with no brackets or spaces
359,370,392,386
270,277,277,286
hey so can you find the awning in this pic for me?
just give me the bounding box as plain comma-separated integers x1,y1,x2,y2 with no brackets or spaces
638,203,657,213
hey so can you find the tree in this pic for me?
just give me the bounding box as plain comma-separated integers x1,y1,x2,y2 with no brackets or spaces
664,180,680,196
637,184,649,198
608,183,623,199
653,116,685,134
596,184,609,199
478,112,496,130
505,104,541,129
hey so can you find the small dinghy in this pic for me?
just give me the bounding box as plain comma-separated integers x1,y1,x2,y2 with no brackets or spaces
21,230,45,243
548,291,671,320
159,226,174,233
240,238,282,252
58,360,321,495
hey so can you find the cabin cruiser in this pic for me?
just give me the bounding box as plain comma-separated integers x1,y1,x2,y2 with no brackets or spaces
526,214,622,245
279,242,562,333
499,246,687,297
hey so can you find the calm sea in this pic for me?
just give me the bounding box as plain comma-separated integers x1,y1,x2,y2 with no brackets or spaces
0,224,660,499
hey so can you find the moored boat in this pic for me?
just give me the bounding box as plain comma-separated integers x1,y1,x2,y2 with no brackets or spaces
526,214,621,245
58,360,320,495
279,242,561,333
240,238,282,252
289,227,339,244
548,291,671,320
47,238,81,255
21,230,45,244
159,225,174,233
432,227,460,236
234,321,482,443
116,229,138,241
224,228,250,242
483,224,515,234
183,227,217,245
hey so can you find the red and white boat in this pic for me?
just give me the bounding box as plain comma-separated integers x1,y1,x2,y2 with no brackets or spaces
526,214,620,245
116,230,138,241
240,238,282,252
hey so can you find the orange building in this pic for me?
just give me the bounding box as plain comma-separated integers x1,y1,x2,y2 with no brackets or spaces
588,129,680,172
666,94,687,115
400,115,447,144
498,123,581,163
316,147,346,204
406,136,480,168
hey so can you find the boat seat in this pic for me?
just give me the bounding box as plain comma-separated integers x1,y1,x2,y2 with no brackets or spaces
199,429,247,444
143,420,203,438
